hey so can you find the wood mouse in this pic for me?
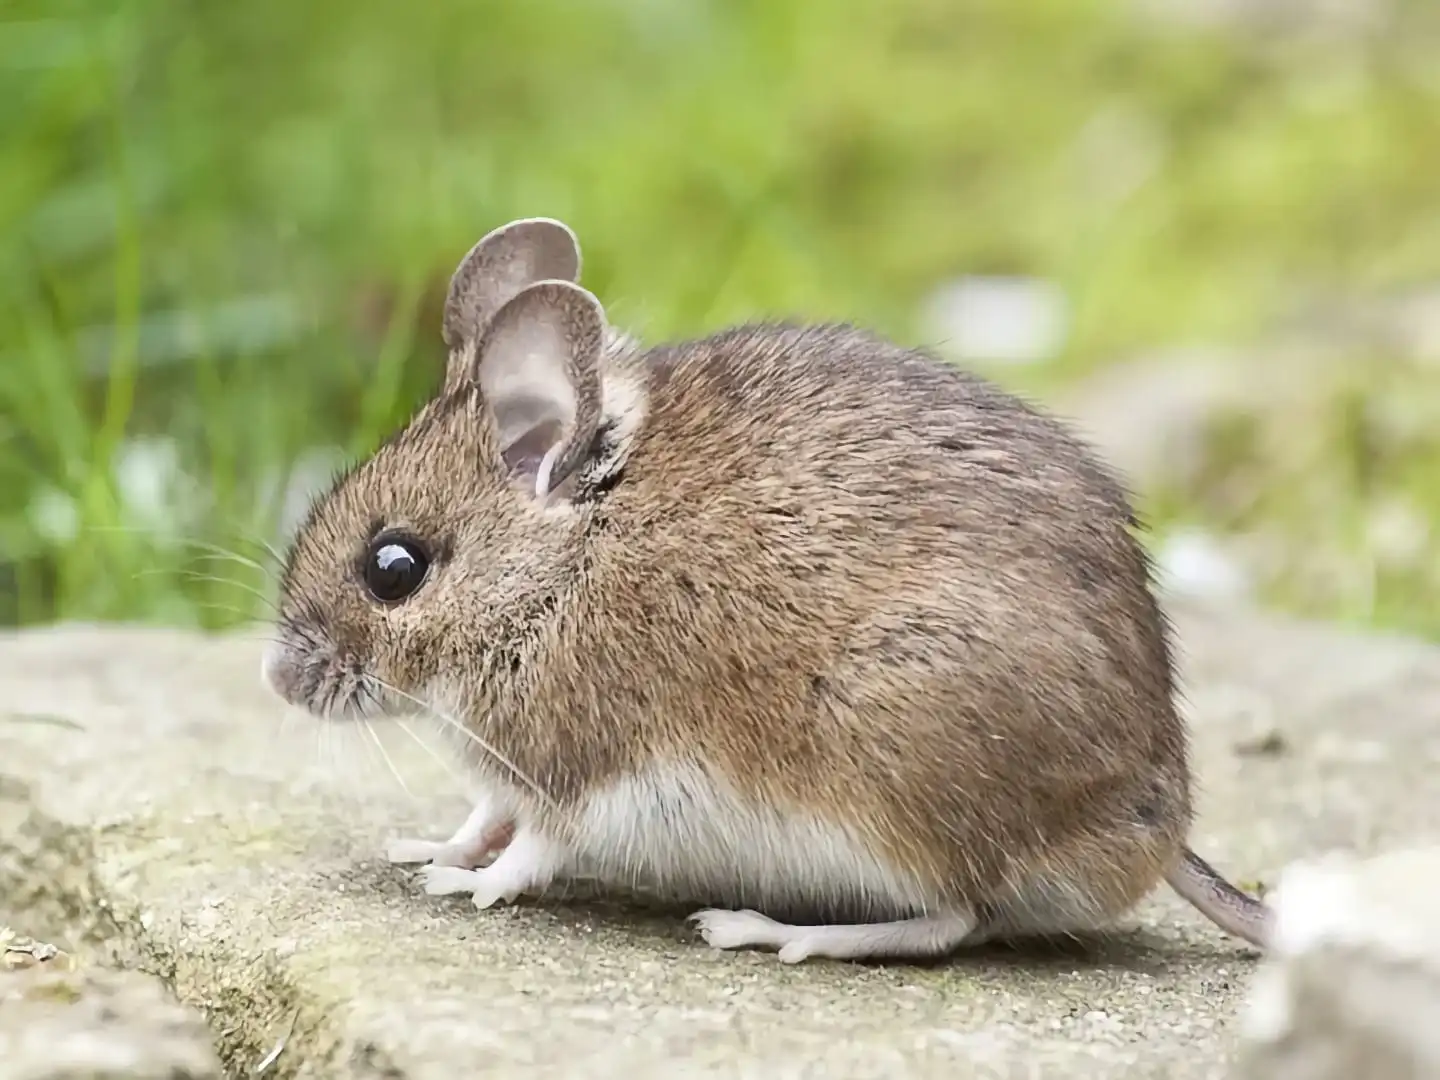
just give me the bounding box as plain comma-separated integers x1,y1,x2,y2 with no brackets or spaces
262,217,1272,963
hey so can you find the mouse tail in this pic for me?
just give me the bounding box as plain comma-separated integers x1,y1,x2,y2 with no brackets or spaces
1166,847,1272,949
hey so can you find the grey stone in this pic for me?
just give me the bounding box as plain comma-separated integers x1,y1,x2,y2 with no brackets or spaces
1232,847,1440,1080
1,604,1438,1077
0,966,222,1080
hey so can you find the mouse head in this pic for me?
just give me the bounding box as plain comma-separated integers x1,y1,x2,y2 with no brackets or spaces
262,219,608,720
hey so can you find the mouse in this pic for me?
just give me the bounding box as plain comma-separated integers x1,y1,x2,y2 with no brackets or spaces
262,216,1273,964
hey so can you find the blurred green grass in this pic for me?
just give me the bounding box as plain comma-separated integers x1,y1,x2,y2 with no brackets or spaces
4,0,1440,634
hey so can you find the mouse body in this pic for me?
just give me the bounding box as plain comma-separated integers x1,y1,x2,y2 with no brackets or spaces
264,218,1271,963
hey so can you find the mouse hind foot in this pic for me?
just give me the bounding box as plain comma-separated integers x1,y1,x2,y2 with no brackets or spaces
687,907,978,964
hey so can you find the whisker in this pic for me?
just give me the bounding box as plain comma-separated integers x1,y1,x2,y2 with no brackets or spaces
129,565,277,609
391,715,468,791
86,524,273,567
227,523,287,568
178,571,278,613
229,628,287,650
257,537,285,567
370,675,556,811
190,550,269,575
326,717,360,782
361,719,415,800
196,601,271,624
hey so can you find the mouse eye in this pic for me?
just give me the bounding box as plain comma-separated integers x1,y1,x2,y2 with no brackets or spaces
363,535,430,603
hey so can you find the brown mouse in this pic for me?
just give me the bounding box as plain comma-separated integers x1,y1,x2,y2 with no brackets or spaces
262,217,1271,963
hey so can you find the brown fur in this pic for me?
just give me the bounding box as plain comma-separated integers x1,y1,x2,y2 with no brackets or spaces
276,314,1195,930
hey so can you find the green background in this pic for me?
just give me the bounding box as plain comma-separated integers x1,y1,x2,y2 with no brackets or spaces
5,0,1440,635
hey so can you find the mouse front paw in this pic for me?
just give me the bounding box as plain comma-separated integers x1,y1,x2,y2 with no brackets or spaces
418,865,485,896
387,837,448,865
416,822,565,913
469,877,529,911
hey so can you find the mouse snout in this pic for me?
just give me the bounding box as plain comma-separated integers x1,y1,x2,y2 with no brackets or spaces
260,638,301,704
260,633,379,720
261,636,331,713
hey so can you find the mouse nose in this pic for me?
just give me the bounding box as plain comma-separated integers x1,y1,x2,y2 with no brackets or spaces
260,639,294,702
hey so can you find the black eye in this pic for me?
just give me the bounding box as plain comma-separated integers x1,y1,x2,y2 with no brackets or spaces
363,536,430,603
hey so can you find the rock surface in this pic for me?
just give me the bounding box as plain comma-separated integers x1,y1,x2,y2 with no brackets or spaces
1233,847,1440,1080
1,603,1438,1078
0,964,222,1080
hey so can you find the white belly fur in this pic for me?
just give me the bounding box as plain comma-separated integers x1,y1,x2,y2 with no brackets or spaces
570,759,934,919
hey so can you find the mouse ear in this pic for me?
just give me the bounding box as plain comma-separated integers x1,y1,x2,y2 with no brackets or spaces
441,218,582,384
467,279,605,499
